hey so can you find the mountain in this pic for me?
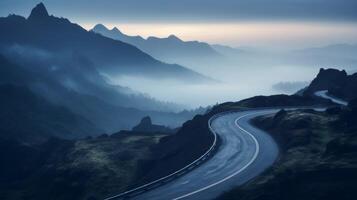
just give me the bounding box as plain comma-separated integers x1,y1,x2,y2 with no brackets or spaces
288,44,357,68
304,68,357,101
295,44,357,59
91,24,222,68
0,3,211,133
0,47,203,133
211,44,246,57
27,2,49,20
0,3,212,83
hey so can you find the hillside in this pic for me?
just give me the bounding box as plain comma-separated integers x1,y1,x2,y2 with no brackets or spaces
0,84,100,144
0,133,168,200
0,52,202,133
0,3,212,83
218,103,357,200
0,112,215,200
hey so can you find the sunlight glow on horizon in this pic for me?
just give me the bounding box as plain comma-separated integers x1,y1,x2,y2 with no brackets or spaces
81,22,357,49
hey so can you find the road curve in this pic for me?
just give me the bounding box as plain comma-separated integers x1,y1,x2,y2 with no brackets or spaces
105,92,335,200
314,90,348,106
128,109,281,200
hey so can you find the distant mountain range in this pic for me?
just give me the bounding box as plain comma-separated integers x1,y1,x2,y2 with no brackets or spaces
290,43,357,68
0,3,209,142
0,53,206,142
93,22,357,72
295,44,357,59
0,3,212,83
211,44,246,57
91,24,223,68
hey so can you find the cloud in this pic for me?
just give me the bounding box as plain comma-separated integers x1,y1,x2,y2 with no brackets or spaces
1,0,357,22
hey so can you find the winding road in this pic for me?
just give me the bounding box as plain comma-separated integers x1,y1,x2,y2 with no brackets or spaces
128,109,281,200
105,90,347,200
314,90,348,106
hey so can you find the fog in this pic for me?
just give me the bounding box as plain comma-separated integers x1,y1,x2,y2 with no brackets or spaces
108,64,319,108
89,23,357,109
272,81,309,94
108,45,357,108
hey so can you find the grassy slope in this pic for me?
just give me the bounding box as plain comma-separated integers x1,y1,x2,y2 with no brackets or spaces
0,133,167,200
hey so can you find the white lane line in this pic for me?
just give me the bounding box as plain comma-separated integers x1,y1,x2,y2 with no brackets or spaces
180,181,190,185
172,111,269,200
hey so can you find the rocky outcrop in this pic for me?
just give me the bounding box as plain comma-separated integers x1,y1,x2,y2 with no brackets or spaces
132,116,173,133
304,68,357,100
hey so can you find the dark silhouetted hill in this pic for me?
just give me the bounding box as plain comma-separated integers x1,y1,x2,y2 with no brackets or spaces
27,2,49,21
304,68,357,100
211,94,331,112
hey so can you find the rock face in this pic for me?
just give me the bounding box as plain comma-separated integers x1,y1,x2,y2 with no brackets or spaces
137,113,214,183
27,3,49,21
139,116,152,127
305,68,347,93
304,68,357,100
132,116,173,133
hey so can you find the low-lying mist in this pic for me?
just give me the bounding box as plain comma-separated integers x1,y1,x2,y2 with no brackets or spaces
108,65,321,108
108,45,357,108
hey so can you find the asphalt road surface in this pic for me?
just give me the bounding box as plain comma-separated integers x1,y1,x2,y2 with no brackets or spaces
130,109,280,200
314,90,348,106
106,90,340,200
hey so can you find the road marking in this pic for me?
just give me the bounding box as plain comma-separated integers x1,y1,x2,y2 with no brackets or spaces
180,180,190,185
172,111,270,200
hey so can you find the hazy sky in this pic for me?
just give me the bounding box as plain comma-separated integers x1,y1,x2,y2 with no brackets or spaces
1,0,357,48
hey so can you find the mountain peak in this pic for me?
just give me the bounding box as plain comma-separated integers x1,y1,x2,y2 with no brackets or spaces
93,24,109,31
168,34,181,41
111,27,121,33
28,2,49,20
139,116,152,126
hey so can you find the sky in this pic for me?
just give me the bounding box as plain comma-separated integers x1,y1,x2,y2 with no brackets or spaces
1,0,357,48
1,1,356,107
